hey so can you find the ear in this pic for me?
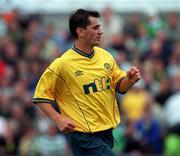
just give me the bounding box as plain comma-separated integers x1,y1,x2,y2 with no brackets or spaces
76,27,85,38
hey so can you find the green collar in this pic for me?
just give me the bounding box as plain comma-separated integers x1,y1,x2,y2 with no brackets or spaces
72,45,95,59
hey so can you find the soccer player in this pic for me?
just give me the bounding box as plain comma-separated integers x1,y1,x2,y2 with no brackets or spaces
33,9,141,156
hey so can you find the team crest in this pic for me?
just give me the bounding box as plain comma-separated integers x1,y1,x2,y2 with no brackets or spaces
104,63,111,73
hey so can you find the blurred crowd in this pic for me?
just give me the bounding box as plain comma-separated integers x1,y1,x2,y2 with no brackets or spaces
0,6,180,156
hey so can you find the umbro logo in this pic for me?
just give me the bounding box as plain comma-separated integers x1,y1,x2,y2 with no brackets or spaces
75,70,84,76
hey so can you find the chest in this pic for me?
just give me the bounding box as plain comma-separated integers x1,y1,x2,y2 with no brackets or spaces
63,58,112,94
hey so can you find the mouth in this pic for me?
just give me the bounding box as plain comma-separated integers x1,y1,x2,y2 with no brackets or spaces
97,37,101,41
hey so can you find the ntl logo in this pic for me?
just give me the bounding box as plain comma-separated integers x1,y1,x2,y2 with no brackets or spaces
83,77,110,94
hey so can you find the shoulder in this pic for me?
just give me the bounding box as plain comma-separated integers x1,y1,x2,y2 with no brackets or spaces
94,46,114,60
48,49,73,71
61,48,75,59
50,49,73,64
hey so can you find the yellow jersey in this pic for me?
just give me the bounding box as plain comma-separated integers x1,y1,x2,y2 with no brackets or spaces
33,46,126,133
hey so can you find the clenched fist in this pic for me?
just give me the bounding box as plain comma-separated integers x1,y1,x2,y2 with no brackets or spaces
127,67,141,84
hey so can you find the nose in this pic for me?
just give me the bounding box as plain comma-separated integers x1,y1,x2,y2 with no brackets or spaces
98,28,103,35
99,31,103,35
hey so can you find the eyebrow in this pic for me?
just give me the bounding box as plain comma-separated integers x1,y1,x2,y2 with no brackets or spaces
92,24,101,29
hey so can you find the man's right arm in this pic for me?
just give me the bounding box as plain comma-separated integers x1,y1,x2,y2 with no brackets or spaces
36,103,76,133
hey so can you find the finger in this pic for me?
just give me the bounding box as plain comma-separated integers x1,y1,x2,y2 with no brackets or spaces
134,72,141,77
128,69,140,80
132,70,140,75
130,67,140,74
68,122,76,128
128,70,135,78
135,75,141,80
130,70,135,75
131,72,141,80
67,124,76,129
134,73,141,78
61,126,75,132
130,67,138,72
129,71,138,78
66,126,76,132
131,67,140,73
135,75,141,81
62,129,74,133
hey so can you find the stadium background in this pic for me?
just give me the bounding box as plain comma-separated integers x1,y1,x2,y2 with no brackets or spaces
0,0,180,155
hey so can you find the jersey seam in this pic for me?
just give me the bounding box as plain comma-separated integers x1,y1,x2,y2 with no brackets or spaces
47,67,92,133
113,95,118,125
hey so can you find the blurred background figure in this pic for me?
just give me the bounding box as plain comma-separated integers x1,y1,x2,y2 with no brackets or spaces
133,94,163,155
101,5,124,48
29,122,71,156
163,90,180,156
121,83,147,122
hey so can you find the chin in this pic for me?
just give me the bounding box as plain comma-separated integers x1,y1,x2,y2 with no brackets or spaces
95,41,101,46
91,43,99,47
94,43,100,46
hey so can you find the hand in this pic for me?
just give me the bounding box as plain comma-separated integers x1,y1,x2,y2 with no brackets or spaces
55,115,76,133
127,67,141,84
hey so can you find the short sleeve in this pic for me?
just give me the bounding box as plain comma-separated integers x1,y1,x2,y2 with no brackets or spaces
110,60,126,90
33,58,62,104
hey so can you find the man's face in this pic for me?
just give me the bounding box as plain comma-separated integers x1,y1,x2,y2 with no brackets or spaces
83,16,103,46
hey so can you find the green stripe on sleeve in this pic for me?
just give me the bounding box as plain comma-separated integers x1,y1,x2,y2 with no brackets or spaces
32,98,54,104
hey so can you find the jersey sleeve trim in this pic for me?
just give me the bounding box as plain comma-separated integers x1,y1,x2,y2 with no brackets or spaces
33,98,54,104
115,77,126,94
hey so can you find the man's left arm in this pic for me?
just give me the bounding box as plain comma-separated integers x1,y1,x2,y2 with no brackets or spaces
118,67,141,94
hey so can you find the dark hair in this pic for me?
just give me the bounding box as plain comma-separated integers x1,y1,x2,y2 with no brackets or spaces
69,9,100,39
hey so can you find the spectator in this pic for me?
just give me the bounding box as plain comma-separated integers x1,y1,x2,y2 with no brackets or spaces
163,92,180,156
134,95,163,154
101,6,124,47
166,12,180,42
29,123,70,156
121,82,147,122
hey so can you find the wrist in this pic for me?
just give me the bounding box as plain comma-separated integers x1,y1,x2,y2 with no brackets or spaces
127,78,136,85
118,77,135,94
51,113,61,123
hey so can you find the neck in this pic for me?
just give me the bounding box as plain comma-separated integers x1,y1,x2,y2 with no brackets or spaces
75,41,94,54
